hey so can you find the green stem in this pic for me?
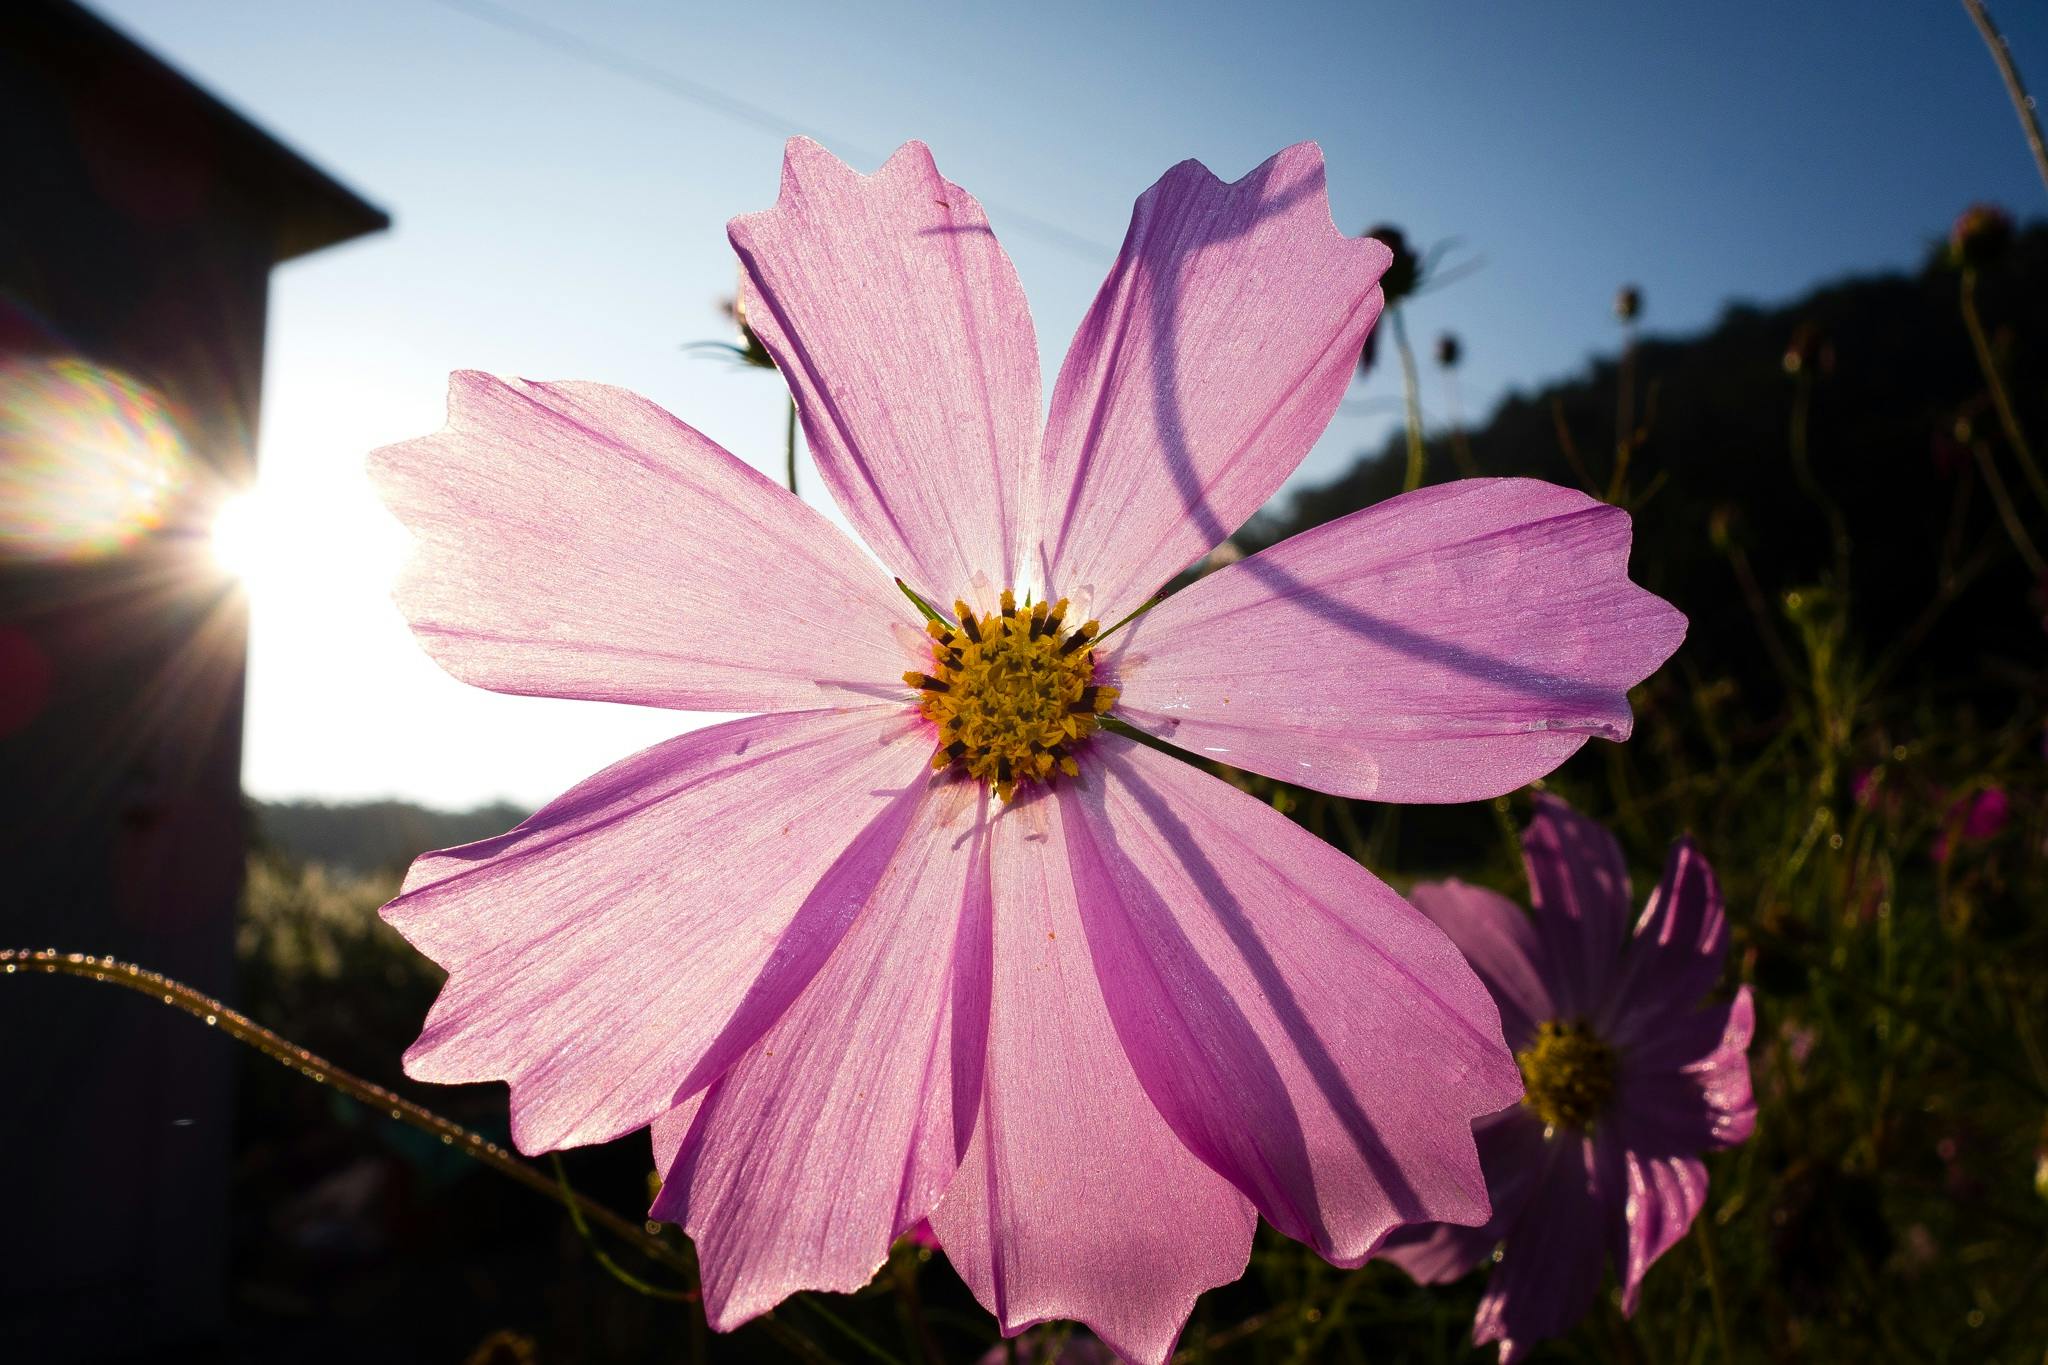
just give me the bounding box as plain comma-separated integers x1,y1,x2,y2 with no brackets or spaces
1749,929,2048,1103
551,1154,695,1301
1096,593,1163,642
1551,395,1600,495
1445,368,1479,477
795,1294,908,1365
1961,0,2048,196
890,1245,943,1365
1392,306,1427,492
2,948,687,1273
785,396,800,495
1609,323,1637,503
1787,369,1851,582
1961,269,2048,517
894,577,948,625
1971,436,2048,575
1694,1215,1735,1365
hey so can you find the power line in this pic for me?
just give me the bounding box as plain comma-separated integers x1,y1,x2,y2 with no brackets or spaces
427,0,1116,263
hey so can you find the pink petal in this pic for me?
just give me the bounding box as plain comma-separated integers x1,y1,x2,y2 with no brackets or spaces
1107,479,1687,802
385,707,933,1153
645,778,994,1329
730,139,1042,600
1613,986,1758,1156
1604,838,1727,1040
929,789,1256,1365
1377,1108,1548,1285
371,372,918,711
1471,1132,1621,1363
650,1093,704,1176
1066,736,1523,1265
1036,143,1390,618
1407,880,1556,1050
1614,1150,1708,1316
1523,795,1636,1019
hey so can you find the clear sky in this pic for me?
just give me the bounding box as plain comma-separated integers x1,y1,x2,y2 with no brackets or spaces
87,0,2048,809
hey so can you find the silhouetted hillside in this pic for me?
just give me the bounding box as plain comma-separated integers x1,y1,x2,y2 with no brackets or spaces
252,798,528,875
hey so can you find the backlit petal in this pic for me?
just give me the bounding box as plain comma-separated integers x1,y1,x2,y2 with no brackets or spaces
1523,795,1636,1018
1108,480,1686,802
1604,838,1729,1041
1408,880,1555,1051
1377,1108,1548,1285
731,138,1042,599
385,708,931,1153
648,779,994,1329
1614,1150,1709,1316
1613,986,1757,1156
371,372,917,711
1066,737,1522,1265
930,790,1255,1365
1471,1132,1622,1363
1035,143,1389,618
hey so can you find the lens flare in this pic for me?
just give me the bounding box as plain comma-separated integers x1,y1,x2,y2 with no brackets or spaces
0,357,190,562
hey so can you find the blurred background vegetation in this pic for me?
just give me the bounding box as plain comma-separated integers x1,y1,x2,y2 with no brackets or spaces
226,222,2047,1363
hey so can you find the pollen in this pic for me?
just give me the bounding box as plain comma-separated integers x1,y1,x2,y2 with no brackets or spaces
903,589,1117,801
1516,1018,1617,1132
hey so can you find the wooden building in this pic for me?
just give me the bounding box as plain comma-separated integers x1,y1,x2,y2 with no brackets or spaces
0,2,387,1353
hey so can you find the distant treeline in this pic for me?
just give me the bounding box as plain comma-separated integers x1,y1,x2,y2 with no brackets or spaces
251,797,530,874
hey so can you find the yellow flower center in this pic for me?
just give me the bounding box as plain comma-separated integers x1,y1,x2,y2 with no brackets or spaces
903,589,1118,801
1516,1019,1617,1131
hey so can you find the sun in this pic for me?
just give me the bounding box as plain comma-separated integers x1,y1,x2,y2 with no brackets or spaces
208,492,262,577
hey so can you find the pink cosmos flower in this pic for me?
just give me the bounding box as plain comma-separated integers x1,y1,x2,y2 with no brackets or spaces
1380,798,1756,1362
370,139,1687,1363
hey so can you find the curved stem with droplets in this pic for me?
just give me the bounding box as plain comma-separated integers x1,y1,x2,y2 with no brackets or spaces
1,947,686,1275
1962,0,2048,197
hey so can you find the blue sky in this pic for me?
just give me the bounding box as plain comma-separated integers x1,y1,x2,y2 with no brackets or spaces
88,0,2048,808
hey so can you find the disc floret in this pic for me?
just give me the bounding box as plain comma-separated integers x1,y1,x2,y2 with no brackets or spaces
904,589,1117,800
1516,1018,1617,1132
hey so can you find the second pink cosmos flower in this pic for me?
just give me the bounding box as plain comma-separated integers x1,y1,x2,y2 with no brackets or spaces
370,139,1687,1364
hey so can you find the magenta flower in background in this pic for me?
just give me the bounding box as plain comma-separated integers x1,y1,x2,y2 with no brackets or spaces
1381,798,1756,1362
370,139,1686,1363
1934,786,2010,861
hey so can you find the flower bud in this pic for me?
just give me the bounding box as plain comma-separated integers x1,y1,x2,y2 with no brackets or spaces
1949,203,2013,271
1365,223,1419,304
1357,327,1380,378
1614,284,1642,323
720,292,776,370
1782,321,1833,376
1435,332,1462,369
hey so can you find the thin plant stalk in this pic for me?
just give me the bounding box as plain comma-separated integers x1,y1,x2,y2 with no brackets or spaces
1444,367,1479,477
1961,0,2048,196
785,396,800,494
890,1244,944,1365
1788,367,1851,582
1609,319,1638,503
1694,1215,1735,1365
1551,395,1600,494
1960,268,2048,516
1391,306,1428,492
1970,435,2048,575
550,1154,695,1301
